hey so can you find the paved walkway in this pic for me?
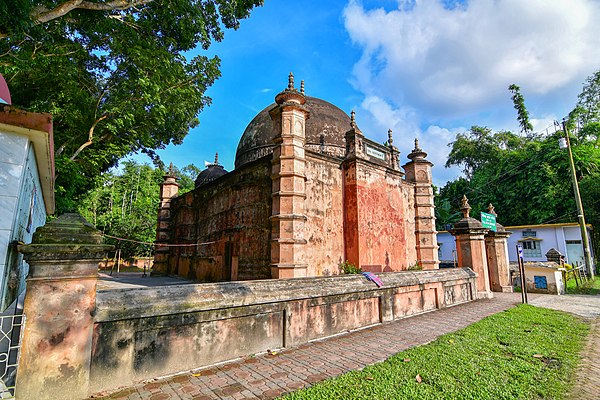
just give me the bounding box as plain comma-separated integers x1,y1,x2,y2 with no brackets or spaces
97,272,194,290
91,293,525,400
528,294,600,400
91,292,600,400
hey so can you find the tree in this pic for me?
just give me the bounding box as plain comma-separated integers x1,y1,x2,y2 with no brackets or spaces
1,0,263,213
574,70,600,125
439,70,600,252
508,84,533,134
78,160,199,258
445,126,524,179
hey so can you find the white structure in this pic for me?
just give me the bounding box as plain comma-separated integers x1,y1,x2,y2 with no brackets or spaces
438,223,594,268
0,105,54,311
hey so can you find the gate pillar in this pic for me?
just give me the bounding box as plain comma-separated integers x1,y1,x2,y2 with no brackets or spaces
17,214,112,400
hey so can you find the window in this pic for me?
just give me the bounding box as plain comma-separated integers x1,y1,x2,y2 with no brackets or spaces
522,240,542,258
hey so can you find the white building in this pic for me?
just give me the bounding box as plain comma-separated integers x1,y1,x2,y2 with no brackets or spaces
0,103,54,311
438,223,594,268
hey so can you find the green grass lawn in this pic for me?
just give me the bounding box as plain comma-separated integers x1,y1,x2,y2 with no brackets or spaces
283,305,589,400
566,275,600,295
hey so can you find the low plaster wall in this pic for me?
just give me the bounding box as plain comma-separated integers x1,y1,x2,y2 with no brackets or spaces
89,268,476,394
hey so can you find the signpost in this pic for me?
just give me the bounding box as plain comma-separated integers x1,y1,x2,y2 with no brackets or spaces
516,244,528,304
481,212,497,231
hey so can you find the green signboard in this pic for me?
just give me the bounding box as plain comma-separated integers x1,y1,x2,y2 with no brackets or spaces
481,212,497,231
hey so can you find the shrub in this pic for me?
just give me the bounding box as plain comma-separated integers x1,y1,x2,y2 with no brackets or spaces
339,260,362,274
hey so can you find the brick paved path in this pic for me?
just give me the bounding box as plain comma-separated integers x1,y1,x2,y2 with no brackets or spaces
92,293,523,400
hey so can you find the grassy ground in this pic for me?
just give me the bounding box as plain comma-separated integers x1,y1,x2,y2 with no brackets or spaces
566,275,600,295
283,305,589,400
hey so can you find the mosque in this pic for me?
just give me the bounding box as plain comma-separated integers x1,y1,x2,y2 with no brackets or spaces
153,73,439,281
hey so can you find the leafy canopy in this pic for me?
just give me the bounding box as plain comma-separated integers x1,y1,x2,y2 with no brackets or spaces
0,0,263,213
78,160,198,258
438,70,600,250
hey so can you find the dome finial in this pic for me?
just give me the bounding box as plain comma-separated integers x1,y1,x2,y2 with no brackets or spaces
488,203,497,217
388,129,393,145
288,72,295,90
350,110,356,128
414,137,421,152
214,152,219,165
460,195,471,218
300,80,305,95
168,162,174,175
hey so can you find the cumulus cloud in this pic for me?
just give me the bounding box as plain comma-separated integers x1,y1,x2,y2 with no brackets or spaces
355,95,463,185
344,0,600,117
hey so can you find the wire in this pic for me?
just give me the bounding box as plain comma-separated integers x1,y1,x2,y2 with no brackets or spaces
101,233,218,248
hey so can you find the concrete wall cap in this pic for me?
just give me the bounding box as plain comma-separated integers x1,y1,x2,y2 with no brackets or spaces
95,268,477,322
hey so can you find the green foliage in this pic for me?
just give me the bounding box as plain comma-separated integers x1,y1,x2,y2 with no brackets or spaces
445,126,524,179
78,161,162,258
440,69,600,254
508,84,533,134
573,70,600,126
407,262,422,271
442,129,579,227
339,260,362,274
0,0,263,213
434,196,462,231
78,160,199,258
284,305,589,400
566,275,600,296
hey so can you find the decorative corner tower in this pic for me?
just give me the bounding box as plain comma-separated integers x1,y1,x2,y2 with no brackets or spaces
449,195,492,299
403,139,439,269
484,204,513,292
268,73,309,278
341,110,364,267
153,163,179,276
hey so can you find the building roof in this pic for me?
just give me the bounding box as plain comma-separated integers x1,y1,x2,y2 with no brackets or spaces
234,96,350,169
0,105,54,214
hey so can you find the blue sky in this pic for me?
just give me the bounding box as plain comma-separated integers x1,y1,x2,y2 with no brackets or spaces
134,0,600,187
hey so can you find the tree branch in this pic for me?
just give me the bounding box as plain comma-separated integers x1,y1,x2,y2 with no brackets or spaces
69,114,108,161
33,0,153,24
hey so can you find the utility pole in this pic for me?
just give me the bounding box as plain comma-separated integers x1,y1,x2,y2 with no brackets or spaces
562,119,595,278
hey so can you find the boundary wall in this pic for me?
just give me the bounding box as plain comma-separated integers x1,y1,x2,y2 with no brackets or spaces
90,268,476,394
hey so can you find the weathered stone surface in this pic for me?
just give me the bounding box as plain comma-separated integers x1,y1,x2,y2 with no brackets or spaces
164,158,273,281
485,231,512,292
303,154,345,276
235,97,349,169
17,213,113,400
343,152,414,271
158,87,442,281
450,214,492,299
90,268,476,394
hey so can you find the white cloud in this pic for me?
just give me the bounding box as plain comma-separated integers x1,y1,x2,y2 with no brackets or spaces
356,95,463,185
344,0,600,117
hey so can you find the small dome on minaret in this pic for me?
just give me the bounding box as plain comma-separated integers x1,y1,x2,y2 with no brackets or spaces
194,152,228,188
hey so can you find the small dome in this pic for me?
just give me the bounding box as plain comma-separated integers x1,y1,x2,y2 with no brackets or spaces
195,155,228,188
235,96,350,169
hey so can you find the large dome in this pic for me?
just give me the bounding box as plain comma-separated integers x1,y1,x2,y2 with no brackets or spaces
235,96,350,169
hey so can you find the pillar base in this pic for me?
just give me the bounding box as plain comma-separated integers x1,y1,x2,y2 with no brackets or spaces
476,291,494,299
271,264,308,279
